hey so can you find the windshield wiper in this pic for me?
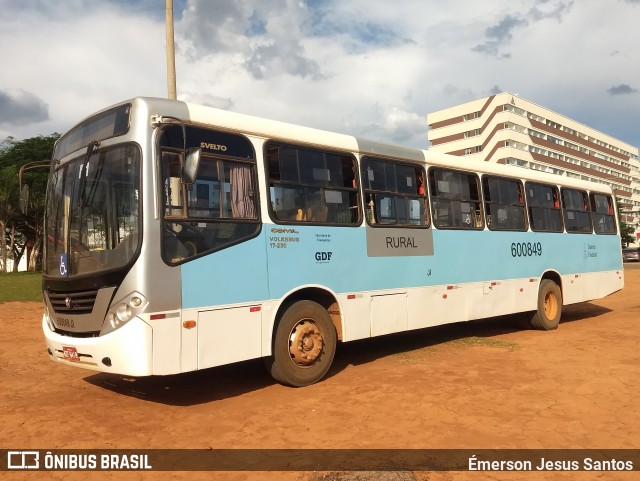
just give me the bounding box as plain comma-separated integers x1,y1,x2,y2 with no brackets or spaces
77,140,100,208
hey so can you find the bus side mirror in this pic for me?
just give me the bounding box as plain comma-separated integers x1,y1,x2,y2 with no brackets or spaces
182,147,201,184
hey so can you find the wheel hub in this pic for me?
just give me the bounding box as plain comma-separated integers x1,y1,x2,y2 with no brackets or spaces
544,291,558,319
289,320,323,366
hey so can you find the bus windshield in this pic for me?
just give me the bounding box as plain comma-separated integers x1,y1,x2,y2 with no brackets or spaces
44,144,141,278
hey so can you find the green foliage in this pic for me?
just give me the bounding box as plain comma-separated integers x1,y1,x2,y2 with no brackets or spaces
0,134,59,168
0,134,56,204
0,271,42,303
0,134,59,272
617,198,636,248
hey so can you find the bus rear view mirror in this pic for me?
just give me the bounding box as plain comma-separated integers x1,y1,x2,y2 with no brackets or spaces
182,147,201,184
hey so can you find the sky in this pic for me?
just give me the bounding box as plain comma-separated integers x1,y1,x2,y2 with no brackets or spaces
1,0,639,151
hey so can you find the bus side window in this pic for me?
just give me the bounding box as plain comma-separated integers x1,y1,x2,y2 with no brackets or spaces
525,182,563,233
266,143,360,226
590,193,617,235
428,168,482,230
162,152,185,218
362,158,428,228
562,188,592,233
482,176,527,231
159,125,260,265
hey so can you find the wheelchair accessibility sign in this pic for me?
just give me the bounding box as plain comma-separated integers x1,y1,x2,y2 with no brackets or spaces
59,253,68,277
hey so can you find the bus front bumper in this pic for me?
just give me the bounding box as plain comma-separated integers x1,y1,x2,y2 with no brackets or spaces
43,315,154,376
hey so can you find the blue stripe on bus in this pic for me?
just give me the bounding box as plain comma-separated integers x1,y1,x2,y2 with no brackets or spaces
181,233,270,309
181,226,622,309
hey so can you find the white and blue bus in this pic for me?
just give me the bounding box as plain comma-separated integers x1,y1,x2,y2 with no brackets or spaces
42,97,624,387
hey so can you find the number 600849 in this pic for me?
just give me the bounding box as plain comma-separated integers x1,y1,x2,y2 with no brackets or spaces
511,242,542,257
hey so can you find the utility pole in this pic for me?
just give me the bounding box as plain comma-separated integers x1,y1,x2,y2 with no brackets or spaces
166,0,177,99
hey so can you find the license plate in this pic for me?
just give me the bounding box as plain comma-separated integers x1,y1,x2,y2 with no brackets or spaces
62,346,79,361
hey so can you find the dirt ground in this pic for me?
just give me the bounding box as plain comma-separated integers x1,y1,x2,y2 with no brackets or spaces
1,266,639,481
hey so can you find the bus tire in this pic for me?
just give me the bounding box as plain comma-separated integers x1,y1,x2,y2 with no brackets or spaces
530,279,562,330
266,300,337,387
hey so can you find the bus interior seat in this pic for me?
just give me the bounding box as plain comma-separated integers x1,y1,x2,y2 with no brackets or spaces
307,204,328,222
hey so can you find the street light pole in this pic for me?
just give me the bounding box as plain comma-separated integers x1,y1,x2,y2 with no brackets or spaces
166,0,177,100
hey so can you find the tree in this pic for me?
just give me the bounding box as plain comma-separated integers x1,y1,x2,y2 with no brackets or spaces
616,198,636,248
0,134,59,272
0,164,18,272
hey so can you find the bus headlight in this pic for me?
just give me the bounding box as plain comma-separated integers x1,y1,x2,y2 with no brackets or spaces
102,292,148,335
116,303,132,322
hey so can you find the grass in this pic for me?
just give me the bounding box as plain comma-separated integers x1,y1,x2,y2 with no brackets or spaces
390,335,519,364
0,271,42,303
445,336,520,350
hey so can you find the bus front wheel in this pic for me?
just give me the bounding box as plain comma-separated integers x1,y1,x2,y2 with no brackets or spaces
266,300,337,387
530,279,562,330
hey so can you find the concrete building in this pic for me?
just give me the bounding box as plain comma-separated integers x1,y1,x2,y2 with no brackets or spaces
427,92,640,244
0,255,27,272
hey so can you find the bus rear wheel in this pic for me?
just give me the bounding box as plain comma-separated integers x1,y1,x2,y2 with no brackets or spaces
266,300,337,387
530,279,562,330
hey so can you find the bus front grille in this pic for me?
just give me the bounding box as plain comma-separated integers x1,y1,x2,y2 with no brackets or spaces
53,328,100,338
48,290,99,314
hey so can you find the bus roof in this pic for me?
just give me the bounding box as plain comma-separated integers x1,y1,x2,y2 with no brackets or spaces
88,97,617,195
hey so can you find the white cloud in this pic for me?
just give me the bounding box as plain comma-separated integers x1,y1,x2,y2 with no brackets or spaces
0,0,639,150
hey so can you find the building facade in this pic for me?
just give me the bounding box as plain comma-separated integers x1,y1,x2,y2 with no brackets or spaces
427,92,640,244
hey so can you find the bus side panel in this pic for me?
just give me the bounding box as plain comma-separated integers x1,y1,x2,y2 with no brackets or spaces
197,306,263,369
149,316,182,375
428,230,622,287
265,225,433,295
180,232,269,368
180,232,269,308
370,292,408,336
562,272,585,305
463,281,512,320
264,226,622,304
265,224,436,343
337,294,372,341
180,221,623,361
265,224,622,343
580,269,623,302
180,308,198,373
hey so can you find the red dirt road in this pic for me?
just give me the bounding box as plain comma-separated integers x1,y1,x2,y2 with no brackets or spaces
1,267,639,481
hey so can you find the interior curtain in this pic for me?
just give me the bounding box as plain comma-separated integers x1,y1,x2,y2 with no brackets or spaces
230,164,256,219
